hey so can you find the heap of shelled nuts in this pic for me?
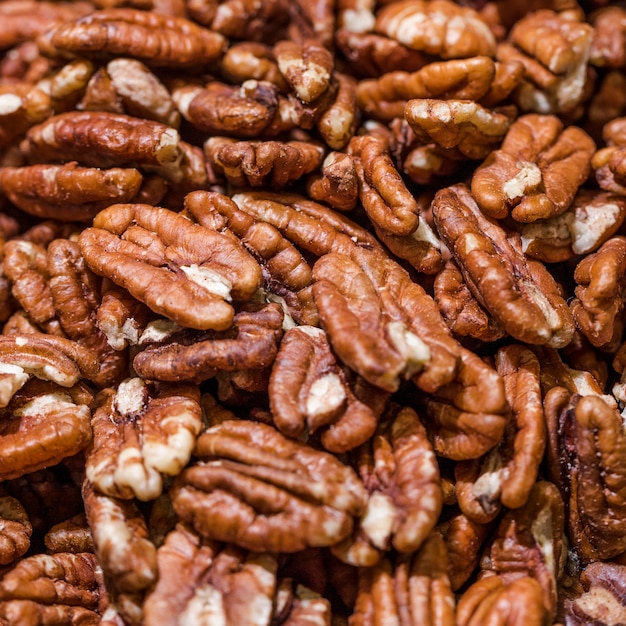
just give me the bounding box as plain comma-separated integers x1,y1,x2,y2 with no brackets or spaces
1,0,626,623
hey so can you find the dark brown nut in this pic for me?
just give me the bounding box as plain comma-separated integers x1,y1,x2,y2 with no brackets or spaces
170,419,368,552
78,202,262,331
544,388,626,562
401,143,463,186
478,481,566,618
0,83,52,150
455,345,545,521
434,260,506,342
404,98,514,161
20,111,185,182
274,38,333,103
471,114,596,222
221,42,288,91
0,334,99,393
39,8,226,68
0,163,142,222
356,56,498,123
514,189,626,263
0,496,31,565
0,379,92,481
335,406,441,563
132,303,283,383
457,575,550,626
564,562,626,625
82,480,156,595
0,39,52,84
143,523,280,626
0,1,93,50
590,6,626,68
0,551,104,616
438,511,491,591
269,325,386,454
351,532,455,626
45,514,94,555
432,184,575,348
85,378,202,501
586,71,626,140
315,72,358,150
172,80,279,139
104,58,180,127
375,0,496,59
561,330,609,391
78,65,125,115
499,12,593,115
204,137,324,188
570,236,626,351
347,135,420,236
307,151,359,212
188,0,290,42
334,29,432,78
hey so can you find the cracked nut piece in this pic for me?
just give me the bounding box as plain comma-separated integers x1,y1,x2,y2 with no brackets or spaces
404,98,514,160
334,406,441,563
570,236,626,351
374,0,496,59
269,325,387,454
170,420,368,552
351,532,456,626
0,496,31,566
78,202,262,331
85,378,202,501
39,8,226,68
0,379,92,481
432,184,575,348
565,562,626,625
132,303,284,383
545,388,626,563
515,189,626,263
143,523,278,626
0,163,142,222
471,114,596,222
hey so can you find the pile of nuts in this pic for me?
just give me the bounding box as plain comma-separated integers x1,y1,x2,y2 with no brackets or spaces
1,0,626,623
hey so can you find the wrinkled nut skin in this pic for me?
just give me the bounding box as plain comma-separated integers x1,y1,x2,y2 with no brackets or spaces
132,303,284,383
307,151,359,212
545,388,626,563
350,532,456,626
432,184,575,348
170,420,368,553
471,114,596,222
0,496,31,566
0,163,143,222
457,576,550,626
0,379,93,481
44,513,94,555
39,8,227,68
269,325,381,453
570,236,626,351
78,203,262,331
85,378,202,501
374,0,496,59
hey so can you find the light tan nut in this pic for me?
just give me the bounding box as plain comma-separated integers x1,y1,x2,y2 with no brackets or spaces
274,39,333,103
315,72,358,150
85,379,202,501
432,183,575,348
170,419,368,552
471,113,596,222
221,42,288,91
78,203,262,331
375,0,496,59
0,83,52,150
39,8,226,68
404,98,514,161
